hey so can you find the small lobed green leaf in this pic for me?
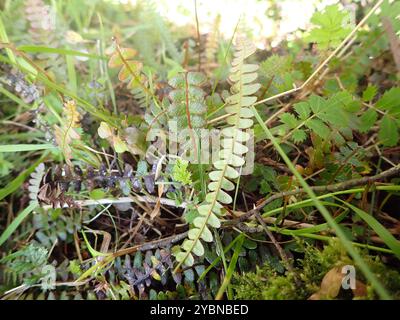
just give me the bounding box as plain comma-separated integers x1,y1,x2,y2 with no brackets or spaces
279,113,299,129
362,85,377,102
292,129,307,143
307,4,352,49
294,102,311,120
376,87,400,115
200,226,213,242
359,109,377,133
378,114,399,147
306,118,331,140
207,213,221,228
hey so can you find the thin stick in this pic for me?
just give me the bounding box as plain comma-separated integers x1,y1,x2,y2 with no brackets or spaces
254,211,299,284
231,165,400,224
112,231,189,257
41,195,187,210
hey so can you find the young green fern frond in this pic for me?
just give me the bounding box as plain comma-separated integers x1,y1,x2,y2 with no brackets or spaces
168,72,207,131
174,37,260,270
54,100,82,166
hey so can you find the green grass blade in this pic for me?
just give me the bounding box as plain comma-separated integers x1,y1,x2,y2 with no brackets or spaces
0,201,38,246
0,152,48,201
81,231,109,258
0,54,119,128
17,45,106,60
271,230,395,254
66,54,78,94
215,234,244,300
0,14,16,64
337,199,400,259
0,86,31,110
285,209,349,235
0,144,56,152
213,230,232,298
197,234,242,282
75,254,114,283
263,186,400,218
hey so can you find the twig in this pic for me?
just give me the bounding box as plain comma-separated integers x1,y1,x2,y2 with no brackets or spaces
259,157,293,174
41,195,187,210
228,216,315,232
230,165,400,224
254,211,300,284
113,232,188,258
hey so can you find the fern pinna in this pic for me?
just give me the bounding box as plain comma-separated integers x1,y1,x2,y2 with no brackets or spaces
174,36,260,269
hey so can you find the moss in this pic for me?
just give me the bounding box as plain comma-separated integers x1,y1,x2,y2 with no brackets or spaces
232,264,307,300
361,255,400,299
232,239,400,300
299,239,353,293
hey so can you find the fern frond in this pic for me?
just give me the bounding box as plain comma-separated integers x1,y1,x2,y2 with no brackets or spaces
174,36,260,269
167,71,207,158
132,87,151,109
64,100,81,129
54,100,82,166
201,15,221,75
24,0,63,74
25,0,55,44
108,45,153,109
28,163,45,202
168,71,207,131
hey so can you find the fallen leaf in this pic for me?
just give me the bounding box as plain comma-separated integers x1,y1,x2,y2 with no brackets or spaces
98,122,113,139
309,266,344,300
